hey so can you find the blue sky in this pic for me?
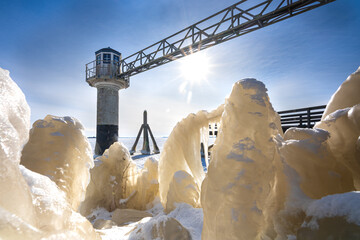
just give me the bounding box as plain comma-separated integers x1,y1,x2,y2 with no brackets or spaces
1,0,359,137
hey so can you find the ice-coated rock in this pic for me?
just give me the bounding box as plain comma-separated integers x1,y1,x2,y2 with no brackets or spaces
159,105,223,208
111,209,152,226
322,66,360,120
165,170,200,213
201,79,284,240
129,215,191,240
80,142,159,216
20,115,94,210
93,219,116,230
297,192,360,239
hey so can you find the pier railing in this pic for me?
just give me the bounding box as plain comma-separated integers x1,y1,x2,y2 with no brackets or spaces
278,105,326,131
208,105,327,136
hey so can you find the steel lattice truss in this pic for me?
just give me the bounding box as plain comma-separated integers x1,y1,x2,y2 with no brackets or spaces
118,0,335,79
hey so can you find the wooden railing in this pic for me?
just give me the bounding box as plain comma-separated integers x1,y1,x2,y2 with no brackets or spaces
278,105,326,132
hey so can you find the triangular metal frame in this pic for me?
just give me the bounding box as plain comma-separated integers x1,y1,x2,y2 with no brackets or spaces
130,110,160,155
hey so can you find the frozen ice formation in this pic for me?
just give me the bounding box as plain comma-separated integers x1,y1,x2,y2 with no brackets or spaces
0,68,30,164
80,142,159,216
279,127,354,199
0,67,38,237
165,170,200,213
20,115,94,210
201,79,284,239
315,105,360,189
126,156,159,210
80,142,136,215
0,68,98,239
322,66,360,119
201,69,360,239
20,166,100,239
159,105,223,209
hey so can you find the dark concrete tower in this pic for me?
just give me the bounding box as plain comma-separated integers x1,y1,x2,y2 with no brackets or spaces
85,47,129,155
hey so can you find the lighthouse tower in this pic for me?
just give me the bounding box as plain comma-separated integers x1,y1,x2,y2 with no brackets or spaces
86,47,129,155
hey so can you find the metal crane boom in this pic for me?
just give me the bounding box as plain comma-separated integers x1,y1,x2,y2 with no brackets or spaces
118,0,335,79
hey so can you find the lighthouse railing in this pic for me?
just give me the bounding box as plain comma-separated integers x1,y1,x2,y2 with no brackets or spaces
86,60,121,81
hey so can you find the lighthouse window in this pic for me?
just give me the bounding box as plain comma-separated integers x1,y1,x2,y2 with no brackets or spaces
103,54,111,63
113,55,119,64
96,54,101,65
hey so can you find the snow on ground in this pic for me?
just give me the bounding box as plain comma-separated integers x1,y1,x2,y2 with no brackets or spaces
87,198,203,240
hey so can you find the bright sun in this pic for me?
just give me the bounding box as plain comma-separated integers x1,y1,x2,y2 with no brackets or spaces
179,52,211,84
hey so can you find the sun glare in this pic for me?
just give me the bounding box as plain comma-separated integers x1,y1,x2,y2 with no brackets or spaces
179,52,211,85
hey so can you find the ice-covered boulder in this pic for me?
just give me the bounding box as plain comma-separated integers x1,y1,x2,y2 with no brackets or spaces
129,215,191,240
20,115,94,210
111,208,152,226
165,170,200,213
297,192,360,239
93,219,116,230
322,66,360,120
201,79,284,239
159,105,223,208
80,142,159,216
